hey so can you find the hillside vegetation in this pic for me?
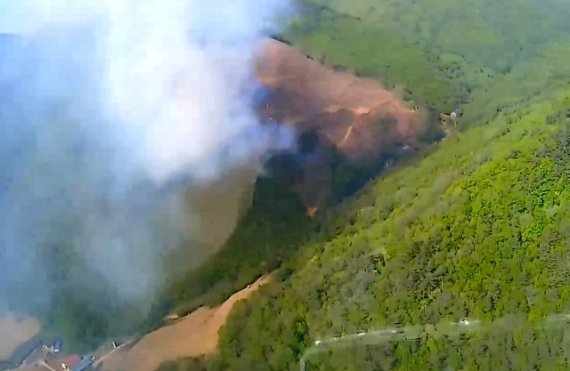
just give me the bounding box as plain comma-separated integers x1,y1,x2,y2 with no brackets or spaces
160,91,570,370
285,0,570,116
210,94,570,370
158,0,570,369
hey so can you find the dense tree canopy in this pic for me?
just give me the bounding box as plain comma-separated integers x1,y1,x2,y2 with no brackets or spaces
199,92,570,370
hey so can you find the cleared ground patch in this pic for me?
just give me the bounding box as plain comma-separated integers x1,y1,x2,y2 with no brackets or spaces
100,275,271,371
0,314,40,361
256,38,428,162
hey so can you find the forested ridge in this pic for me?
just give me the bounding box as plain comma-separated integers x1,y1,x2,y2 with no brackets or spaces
196,93,570,371
8,0,569,366
158,0,570,369
160,91,570,371
5,0,570,368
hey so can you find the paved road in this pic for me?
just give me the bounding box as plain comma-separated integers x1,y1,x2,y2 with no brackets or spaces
300,313,570,370
300,318,481,371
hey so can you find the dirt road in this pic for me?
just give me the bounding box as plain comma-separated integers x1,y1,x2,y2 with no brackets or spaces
100,275,271,371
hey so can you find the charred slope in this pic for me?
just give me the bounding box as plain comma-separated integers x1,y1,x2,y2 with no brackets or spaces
255,38,443,211
160,39,444,330
256,38,432,160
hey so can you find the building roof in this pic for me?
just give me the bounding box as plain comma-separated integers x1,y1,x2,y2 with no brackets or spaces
62,354,81,367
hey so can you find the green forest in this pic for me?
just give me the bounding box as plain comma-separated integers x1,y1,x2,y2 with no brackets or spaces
157,0,570,369
8,0,570,368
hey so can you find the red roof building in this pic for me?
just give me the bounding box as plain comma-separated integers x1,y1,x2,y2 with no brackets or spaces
61,355,81,370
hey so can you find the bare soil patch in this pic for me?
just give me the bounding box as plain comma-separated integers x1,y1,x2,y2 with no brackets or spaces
100,275,271,371
256,38,428,161
0,314,40,361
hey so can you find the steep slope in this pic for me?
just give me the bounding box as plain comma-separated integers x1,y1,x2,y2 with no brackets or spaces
256,38,428,161
253,38,440,212
156,2,570,369
284,0,570,113
161,39,442,321
143,1,570,370
209,89,570,370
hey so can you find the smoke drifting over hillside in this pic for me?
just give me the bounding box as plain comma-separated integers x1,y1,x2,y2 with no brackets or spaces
0,0,293,320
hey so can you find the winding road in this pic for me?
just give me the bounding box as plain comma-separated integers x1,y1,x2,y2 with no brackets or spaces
300,313,570,370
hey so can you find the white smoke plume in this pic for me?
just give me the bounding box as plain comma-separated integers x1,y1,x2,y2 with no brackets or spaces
0,0,293,326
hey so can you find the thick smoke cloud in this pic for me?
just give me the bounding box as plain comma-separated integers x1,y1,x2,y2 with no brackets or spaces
0,0,293,318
